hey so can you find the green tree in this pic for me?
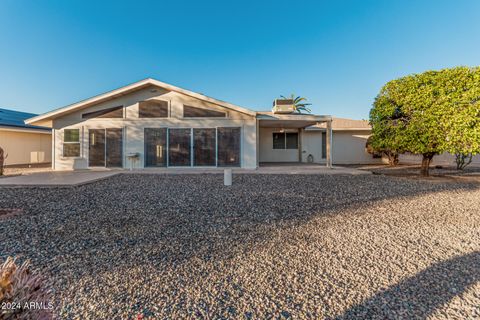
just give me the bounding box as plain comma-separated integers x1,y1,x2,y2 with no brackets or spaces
369,67,480,176
280,94,312,113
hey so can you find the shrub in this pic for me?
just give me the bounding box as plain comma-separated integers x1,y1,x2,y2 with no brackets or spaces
0,257,53,319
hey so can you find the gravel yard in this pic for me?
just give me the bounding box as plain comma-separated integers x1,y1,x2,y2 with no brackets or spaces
0,174,479,319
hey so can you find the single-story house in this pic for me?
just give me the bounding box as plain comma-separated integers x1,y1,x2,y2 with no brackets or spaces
25,78,477,170
0,108,52,167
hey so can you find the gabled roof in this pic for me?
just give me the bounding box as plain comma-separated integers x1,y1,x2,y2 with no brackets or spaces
25,78,257,126
0,107,50,132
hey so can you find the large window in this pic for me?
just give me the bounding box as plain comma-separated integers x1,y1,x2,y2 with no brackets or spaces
183,105,226,118
139,100,168,118
63,129,80,157
168,128,192,166
82,106,123,119
272,132,298,149
217,127,241,166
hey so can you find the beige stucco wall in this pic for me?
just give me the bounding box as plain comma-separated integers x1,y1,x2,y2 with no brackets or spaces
300,130,383,165
399,152,480,166
259,127,300,162
52,86,258,170
0,129,51,166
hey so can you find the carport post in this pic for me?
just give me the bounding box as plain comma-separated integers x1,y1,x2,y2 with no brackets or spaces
326,119,333,168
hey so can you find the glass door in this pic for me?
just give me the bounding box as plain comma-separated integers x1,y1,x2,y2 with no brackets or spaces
193,128,216,166
106,128,123,167
145,128,167,167
217,127,241,167
168,128,191,166
89,129,106,167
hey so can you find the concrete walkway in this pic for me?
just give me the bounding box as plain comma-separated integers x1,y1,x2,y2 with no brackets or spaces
0,171,118,187
0,165,369,187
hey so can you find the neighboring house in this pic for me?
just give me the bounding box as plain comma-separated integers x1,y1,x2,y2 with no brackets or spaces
0,108,52,167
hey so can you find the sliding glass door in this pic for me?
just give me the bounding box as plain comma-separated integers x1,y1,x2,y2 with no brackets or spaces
89,128,123,167
193,128,216,166
89,129,106,167
168,128,191,166
106,128,123,167
145,128,167,167
217,127,241,167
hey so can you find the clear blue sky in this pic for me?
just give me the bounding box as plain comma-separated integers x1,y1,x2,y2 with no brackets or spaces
1,0,479,119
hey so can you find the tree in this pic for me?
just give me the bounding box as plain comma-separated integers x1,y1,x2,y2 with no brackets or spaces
280,94,312,113
369,67,480,176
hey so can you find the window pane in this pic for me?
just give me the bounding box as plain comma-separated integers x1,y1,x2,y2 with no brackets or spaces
145,128,167,167
168,128,191,166
82,106,123,119
193,128,216,166
89,129,106,166
321,132,326,159
63,143,80,157
139,101,168,118
183,105,226,118
272,132,285,149
64,129,79,142
286,132,298,149
218,127,240,166
106,128,123,167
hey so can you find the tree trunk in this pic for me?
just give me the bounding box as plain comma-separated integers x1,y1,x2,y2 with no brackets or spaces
420,153,435,177
385,151,399,166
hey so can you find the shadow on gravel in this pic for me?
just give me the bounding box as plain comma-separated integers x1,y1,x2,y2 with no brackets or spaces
335,251,480,319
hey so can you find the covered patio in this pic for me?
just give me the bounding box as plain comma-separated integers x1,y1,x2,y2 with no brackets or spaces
256,112,333,167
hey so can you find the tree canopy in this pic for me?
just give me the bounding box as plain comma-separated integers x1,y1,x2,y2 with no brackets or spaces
369,66,480,176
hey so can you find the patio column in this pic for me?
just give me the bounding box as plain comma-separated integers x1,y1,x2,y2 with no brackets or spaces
326,119,333,168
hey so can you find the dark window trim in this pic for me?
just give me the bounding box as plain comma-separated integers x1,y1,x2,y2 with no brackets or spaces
138,100,169,118
82,106,124,119
182,105,227,118
272,131,298,150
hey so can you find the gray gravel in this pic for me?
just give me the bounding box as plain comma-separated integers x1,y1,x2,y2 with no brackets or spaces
0,174,479,319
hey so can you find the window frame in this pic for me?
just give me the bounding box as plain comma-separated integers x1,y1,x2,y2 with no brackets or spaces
63,128,81,158
138,100,169,118
81,105,124,119
272,131,298,150
182,104,227,118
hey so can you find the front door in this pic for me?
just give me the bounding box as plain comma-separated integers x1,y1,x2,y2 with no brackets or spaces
89,128,123,167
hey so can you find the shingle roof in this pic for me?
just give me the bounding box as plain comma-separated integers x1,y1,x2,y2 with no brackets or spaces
0,108,50,131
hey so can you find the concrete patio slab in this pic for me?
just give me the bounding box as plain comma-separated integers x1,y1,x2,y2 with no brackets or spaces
0,171,119,187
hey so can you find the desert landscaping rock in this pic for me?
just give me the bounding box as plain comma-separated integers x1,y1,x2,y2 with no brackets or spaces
0,174,479,319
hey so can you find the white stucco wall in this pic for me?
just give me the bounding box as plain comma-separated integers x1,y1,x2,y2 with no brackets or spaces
301,130,383,165
51,86,258,170
259,127,300,162
0,129,51,166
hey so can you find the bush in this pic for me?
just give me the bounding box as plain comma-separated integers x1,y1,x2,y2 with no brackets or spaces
0,257,53,320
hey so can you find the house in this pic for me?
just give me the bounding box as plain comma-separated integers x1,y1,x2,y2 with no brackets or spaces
24,78,385,171
0,108,51,167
